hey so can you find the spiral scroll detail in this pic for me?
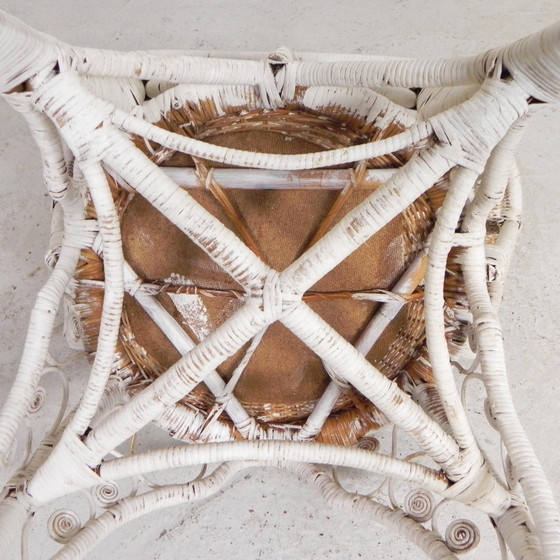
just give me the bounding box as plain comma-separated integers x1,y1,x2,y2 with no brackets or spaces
357,436,379,452
48,509,82,543
28,387,46,414
403,489,435,522
445,518,480,552
93,481,121,507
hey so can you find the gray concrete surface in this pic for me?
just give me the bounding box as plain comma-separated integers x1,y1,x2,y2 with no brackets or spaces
1,1,559,558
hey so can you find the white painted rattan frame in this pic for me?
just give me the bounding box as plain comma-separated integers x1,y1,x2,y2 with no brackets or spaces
0,9,559,560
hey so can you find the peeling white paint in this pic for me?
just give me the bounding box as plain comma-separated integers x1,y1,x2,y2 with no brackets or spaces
168,292,212,340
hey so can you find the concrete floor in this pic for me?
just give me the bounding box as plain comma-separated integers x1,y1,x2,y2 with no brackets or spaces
1,1,559,558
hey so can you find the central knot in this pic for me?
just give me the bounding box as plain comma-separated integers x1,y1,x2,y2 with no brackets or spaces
260,270,284,324
260,48,296,109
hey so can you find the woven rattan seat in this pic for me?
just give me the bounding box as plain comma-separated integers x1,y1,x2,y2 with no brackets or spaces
75,87,439,442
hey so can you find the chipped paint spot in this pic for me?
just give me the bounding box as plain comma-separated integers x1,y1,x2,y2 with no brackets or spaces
169,292,212,340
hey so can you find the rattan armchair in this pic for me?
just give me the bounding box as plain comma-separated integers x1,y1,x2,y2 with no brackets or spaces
0,8,559,559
